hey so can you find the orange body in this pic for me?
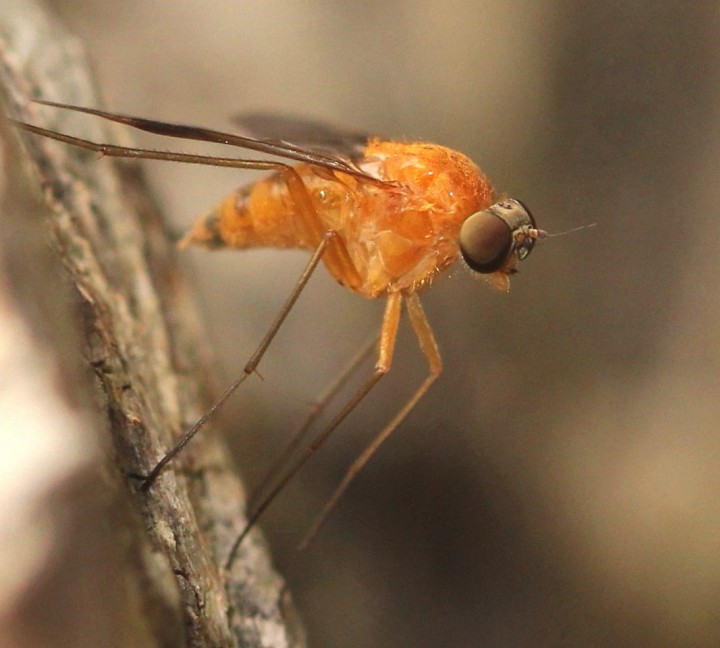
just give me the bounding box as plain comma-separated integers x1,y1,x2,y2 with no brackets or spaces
17,101,547,566
181,140,494,299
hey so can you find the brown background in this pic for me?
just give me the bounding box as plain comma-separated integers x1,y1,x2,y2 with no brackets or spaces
41,1,720,646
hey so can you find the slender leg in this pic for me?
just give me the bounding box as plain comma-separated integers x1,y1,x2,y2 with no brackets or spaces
297,292,442,550
138,231,342,489
16,109,364,290
13,119,344,490
137,167,360,489
154,169,358,487
14,120,288,172
225,292,403,569
26,100,379,183
248,334,378,511
18,107,406,566
279,168,361,290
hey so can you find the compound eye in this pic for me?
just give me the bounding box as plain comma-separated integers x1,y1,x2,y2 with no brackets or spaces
459,210,512,273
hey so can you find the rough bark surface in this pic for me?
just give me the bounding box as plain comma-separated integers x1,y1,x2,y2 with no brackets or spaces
0,1,305,646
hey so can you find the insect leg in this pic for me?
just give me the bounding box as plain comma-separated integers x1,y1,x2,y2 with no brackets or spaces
13,120,285,172
14,119,370,489
143,165,361,489
278,167,362,290
225,292,402,569
140,229,339,489
297,292,442,550
29,100,378,182
247,334,378,511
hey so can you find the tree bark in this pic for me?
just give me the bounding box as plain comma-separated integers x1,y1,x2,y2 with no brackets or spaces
0,1,305,646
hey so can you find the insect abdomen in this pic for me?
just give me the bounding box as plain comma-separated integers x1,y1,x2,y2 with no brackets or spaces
179,175,310,250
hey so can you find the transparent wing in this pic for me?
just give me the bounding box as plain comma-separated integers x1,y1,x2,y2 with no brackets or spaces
232,112,371,163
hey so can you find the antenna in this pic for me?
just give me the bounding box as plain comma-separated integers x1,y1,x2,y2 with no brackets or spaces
544,223,597,238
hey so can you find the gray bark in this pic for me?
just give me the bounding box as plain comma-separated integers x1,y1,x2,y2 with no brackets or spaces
0,1,305,646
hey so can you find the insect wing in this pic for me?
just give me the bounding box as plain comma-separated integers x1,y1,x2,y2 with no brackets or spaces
27,100,384,183
232,113,370,165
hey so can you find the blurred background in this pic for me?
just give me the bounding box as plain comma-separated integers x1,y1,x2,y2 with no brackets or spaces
40,1,720,646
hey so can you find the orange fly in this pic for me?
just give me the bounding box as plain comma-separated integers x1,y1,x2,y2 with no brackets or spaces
14,100,546,568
